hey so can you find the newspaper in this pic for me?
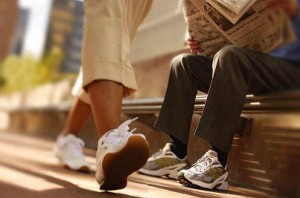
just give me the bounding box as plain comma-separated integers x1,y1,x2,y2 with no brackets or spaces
182,0,296,58
207,0,257,24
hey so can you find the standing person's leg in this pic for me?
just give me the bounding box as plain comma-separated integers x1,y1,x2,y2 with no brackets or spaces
54,71,92,172
61,98,92,136
139,53,213,179
179,45,300,190
87,81,123,135
83,0,152,135
61,68,92,136
82,0,153,190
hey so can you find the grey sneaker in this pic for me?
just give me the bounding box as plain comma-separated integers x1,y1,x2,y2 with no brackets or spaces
178,150,229,191
138,143,188,179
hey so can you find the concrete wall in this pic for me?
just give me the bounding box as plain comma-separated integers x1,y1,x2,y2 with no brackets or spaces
130,0,186,63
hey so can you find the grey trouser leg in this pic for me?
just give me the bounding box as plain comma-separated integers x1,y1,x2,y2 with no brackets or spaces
154,53,213,144
197,46,300,152
155,45,300,152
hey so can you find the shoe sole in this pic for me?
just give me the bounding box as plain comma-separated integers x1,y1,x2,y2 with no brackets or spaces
177,172,229,191
64,164,90,173
55,155,91,173
100,135,150,190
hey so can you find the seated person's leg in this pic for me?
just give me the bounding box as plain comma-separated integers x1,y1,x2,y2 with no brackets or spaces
179,45,300,190
139,53,213,179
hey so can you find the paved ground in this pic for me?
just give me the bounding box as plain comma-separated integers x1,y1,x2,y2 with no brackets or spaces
0,132,271,198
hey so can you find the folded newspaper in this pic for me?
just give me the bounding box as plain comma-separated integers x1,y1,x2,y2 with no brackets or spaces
207,0,257,24
215,0,255,14
182,0,296,58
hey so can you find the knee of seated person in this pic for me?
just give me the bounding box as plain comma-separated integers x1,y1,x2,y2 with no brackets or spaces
170,53,205,72
171,53,191,66
170,53,191,71
215,45,245,64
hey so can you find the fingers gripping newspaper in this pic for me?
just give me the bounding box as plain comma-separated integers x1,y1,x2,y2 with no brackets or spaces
182,0,296,58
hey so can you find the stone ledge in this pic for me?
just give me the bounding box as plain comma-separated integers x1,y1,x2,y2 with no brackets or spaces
1,80,300,196
0,79,74,111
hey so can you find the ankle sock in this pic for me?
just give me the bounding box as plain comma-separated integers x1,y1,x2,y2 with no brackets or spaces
211,145,228,167
169,135,187,159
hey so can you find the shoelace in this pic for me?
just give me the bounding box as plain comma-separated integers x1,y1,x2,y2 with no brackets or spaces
65,137,85,157
152,148,175,159
193,156,213,172
152,149,164,158
102,117,138,145
116,117,137,136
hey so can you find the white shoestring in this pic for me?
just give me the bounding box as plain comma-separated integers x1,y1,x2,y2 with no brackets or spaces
73,138,84,150
102,117,138,145
64,136,85,157
116,117,138,136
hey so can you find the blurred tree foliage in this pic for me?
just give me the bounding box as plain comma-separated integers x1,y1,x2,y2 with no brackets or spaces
0,47,65,93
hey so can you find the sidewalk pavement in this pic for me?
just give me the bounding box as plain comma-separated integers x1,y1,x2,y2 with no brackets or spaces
0,131,270,198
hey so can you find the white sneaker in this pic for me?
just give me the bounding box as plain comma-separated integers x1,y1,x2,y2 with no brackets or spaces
54,134,90,172
96,118,150,190
139,143,189,179
178,150,229,191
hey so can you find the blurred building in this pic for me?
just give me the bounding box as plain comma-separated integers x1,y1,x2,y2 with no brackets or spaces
47,0,83,73
20,0,53,59
0,0,19,63
62,0,84,72
12,8,30,55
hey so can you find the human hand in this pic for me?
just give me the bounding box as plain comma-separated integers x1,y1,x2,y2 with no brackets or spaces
268,0,299,18
187,37,200,54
